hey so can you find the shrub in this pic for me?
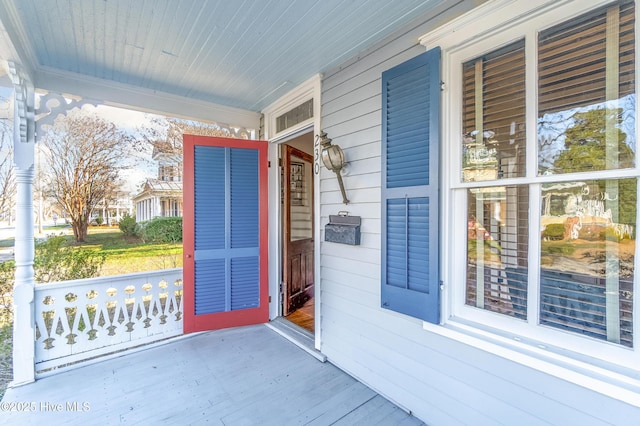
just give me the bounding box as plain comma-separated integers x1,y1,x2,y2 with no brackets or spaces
141,217,183,243
600,226,622,242
542,223,565,241
34,234,106,283
118,213,139,237
95,216,104,226
0,234,107,323
0,260,14,325
541,242,575,256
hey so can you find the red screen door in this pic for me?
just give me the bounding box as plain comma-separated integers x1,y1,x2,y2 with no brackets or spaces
183,135,268,333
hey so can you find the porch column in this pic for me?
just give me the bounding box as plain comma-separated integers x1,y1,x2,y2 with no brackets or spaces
9,62,36,385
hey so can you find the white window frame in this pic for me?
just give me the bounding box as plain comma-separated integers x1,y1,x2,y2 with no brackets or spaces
420,0,640,406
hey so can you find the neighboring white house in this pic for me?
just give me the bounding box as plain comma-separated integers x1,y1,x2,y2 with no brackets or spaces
132,144,183,222
87,190,133,226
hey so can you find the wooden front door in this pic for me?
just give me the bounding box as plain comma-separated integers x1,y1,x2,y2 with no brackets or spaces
283,145,314,316
183,135,269,333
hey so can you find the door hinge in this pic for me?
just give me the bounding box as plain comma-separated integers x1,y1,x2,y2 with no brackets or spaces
268,160,271,168
279,158,283,167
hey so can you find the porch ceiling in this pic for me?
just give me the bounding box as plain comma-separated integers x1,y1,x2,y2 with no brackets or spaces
0,0,445,114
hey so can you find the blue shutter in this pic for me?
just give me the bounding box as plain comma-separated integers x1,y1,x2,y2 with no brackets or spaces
193,146,260,315
381,47,440,323
229,148,259,310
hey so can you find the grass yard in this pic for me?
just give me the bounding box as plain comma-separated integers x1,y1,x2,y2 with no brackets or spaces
65,227,183,275
0,225,183,399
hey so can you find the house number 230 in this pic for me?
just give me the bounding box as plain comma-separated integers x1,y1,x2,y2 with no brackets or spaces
314,135,320,175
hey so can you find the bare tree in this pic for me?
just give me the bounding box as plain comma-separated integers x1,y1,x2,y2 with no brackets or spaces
0,146,14,225
139,117,249,157
34,146,50,234
0,114,15,225
40,110,133,242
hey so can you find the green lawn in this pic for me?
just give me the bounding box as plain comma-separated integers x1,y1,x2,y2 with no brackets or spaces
65,227,183,275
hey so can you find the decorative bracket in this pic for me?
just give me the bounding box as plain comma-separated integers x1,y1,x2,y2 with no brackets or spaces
8,61,35,170
35,92,97,137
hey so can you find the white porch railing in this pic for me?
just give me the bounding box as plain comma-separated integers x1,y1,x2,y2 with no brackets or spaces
34,268,183,374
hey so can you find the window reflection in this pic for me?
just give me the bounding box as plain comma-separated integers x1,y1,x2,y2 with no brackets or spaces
540,179,635,346
537,0,636,175
461,0,636,349
466,186,529,318
538,104,636,174
462,40,526,182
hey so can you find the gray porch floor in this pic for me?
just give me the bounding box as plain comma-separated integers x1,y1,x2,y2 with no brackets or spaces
2,324,426,425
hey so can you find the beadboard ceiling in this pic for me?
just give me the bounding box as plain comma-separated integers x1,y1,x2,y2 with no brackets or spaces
0,0,445,113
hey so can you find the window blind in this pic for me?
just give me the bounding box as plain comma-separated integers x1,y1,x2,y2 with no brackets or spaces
538,1,635,115
535,1,635,347
466,186,529,319
538,0,635,174
462,40,526,182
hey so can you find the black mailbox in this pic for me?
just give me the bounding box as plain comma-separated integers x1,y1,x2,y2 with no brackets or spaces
325,215,361,245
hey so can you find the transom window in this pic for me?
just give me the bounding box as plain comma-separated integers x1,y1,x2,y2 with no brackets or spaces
458,0,636,353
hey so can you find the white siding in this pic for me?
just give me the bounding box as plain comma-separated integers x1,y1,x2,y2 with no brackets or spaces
317,0,640,424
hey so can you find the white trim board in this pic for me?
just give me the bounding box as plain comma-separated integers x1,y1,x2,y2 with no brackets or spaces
35,66,261,130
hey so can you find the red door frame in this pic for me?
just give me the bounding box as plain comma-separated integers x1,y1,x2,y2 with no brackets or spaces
183,135,269,333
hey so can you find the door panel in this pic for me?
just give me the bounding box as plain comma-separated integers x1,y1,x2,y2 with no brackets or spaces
183,135,268,333
283,145,314,316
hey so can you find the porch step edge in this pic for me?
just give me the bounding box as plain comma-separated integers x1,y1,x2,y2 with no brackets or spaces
265,319,327,362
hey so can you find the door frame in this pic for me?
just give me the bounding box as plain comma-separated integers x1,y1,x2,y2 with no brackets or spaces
282,143,315,317
267,129,317,316
262,74,322,349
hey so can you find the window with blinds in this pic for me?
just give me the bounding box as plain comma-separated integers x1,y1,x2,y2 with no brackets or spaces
536,1,635,348
466,186,529,318
538,0,635,174
462,40,529,319
462,40,526,182
460,0,635,348
540,179,635,347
